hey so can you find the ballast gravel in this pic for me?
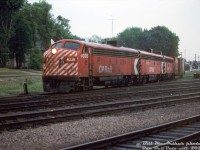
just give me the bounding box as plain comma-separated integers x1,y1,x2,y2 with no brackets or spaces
1,102,200,150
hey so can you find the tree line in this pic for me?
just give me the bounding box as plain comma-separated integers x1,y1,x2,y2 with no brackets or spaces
117,26,179,57
0,0,78,69
0,0,180,69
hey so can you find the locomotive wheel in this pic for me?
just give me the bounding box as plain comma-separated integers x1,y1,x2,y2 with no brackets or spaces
76,78,92,91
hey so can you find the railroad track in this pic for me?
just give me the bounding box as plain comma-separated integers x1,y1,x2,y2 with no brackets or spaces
0,84,200,113
0,79,199,103
0,91,200,132
62,114,200,150
0,79,199,132
0,82,200,113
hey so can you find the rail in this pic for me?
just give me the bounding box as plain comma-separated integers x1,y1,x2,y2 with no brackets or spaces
0,92,200,132
62,115,200,150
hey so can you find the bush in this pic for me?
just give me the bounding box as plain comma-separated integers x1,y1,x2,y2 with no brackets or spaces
28,48,42,70
185,64,190,71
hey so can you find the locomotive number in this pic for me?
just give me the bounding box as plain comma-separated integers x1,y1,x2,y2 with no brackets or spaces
81,54,88,58
149,67,155,73
99,65,112,74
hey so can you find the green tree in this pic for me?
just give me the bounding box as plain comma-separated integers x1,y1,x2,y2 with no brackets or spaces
71,34,82,40
0,0,24,66
30,1,55,50
144,26,179,56
9,4,33,68
116,26,179,56
52,15,72,41
117,27,144,49
89,35,103,43
185,63,190,71
0,0,74,69
9,0,71,68
28,48,42,70
8,0,53,68
28,2,73,49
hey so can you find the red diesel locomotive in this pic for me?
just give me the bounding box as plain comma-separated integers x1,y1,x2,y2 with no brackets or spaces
42,39,184,92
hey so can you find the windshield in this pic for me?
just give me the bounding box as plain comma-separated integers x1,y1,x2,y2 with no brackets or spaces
51,42,62,48
64,42,80,50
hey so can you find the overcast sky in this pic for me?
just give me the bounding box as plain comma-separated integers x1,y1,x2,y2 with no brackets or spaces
29,0,200,61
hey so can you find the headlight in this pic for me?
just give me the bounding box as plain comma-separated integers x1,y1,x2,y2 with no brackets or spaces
51,48,57,54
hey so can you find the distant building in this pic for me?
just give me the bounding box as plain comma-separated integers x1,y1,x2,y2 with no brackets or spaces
6,58,16,68
5,40,44,68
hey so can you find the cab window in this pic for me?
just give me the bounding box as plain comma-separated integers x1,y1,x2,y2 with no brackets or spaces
51,42,62,48
64,42,80,50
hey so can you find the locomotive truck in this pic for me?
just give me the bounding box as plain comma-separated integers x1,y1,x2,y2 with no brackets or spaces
42,39,184,92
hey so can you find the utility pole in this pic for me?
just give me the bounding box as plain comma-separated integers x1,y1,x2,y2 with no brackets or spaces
184,49,186,60
195,53,197,70
109,16,116,37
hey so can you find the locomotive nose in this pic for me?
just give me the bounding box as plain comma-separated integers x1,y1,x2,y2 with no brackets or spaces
43,48,78,76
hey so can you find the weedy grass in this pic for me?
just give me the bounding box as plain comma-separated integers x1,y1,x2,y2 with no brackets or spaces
0,68,198,96
0,68,42,96
183,71,200,80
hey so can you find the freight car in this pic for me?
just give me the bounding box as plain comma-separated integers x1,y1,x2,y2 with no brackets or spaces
42,39,184,92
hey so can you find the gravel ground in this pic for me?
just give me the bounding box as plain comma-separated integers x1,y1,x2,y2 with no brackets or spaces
1,102,200,150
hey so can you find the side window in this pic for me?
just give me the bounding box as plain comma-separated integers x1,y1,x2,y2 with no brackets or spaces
83,47,92,53
83,47,89,53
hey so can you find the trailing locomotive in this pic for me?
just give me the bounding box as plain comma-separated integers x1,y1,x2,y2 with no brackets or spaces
42,39,184,92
